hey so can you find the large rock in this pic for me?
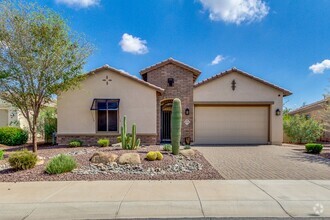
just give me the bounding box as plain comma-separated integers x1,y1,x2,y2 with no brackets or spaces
90,152,118,164
118,153,141,165
180,149,195,158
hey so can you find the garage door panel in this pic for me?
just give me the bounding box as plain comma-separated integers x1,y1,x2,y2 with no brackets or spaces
194,106,269,145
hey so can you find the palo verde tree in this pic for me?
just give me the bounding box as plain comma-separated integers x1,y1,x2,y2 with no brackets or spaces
0,0,93,152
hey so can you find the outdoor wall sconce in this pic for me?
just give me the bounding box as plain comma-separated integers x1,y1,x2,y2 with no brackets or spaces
275,109,281,116
185,108,190,115
168,78,174,87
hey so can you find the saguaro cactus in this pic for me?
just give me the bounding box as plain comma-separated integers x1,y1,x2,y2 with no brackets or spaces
171,98,182,155
130,123,140,150
121,115,127,149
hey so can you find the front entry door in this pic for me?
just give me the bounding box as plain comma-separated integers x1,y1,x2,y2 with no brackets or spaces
161,103,172,142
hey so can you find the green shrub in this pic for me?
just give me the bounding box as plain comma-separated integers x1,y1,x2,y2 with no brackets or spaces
68,139,83,147
156,151,163,160
0,127,28,146
45,154,77,174
8,149,37,170
184,145,191,149
117,136,121,143
0,150,4,160
163,144,172,152
146,151,157,161
305,143,323,154
283,114,324,144
97,138,110,147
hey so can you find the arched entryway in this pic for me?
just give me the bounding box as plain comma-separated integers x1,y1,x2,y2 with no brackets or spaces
160,99,173,142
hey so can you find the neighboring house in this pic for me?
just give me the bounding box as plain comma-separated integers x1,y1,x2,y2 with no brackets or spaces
0,98,27,128
289,97,330,142
57,58,291,146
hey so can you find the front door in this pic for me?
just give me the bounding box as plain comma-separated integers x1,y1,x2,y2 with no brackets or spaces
161,103,172,142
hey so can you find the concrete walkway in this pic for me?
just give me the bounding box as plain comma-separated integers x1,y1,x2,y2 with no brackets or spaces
1,180,330,219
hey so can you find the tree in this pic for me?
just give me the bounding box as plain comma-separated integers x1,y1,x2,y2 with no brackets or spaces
321,94,330,138
283,114,324,144
0,0,93,152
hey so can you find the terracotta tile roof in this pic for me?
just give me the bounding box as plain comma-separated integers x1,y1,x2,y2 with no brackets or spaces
289,98,329,114
139,58,201,81
194,67,292,97
86,65,164,93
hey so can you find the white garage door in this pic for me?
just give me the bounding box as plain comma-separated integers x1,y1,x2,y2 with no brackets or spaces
194,106,269,145
0,109,8,127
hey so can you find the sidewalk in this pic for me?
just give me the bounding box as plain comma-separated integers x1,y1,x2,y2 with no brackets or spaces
0,180,330,219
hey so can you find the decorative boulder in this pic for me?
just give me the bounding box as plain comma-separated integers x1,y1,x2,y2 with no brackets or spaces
36,156,45,166
90,152,118,164
118,153,141,165
112,143,122,148
180,149,195,158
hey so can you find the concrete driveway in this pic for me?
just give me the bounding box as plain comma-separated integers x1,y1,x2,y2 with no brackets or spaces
195,145,330,180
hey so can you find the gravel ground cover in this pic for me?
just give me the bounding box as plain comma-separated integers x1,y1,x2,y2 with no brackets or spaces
0,145,222,182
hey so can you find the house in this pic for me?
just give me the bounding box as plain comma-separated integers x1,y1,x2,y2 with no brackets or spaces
0,98,27,128
57,58,292,146
289,97,330,142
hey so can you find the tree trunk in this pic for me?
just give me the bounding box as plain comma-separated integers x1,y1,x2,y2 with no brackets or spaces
32,129,37,153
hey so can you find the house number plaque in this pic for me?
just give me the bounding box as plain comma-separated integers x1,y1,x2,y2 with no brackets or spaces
184,119,190,126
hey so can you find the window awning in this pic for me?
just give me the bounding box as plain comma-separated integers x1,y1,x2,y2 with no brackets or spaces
90,99,120,110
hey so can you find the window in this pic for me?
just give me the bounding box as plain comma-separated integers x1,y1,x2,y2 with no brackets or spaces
168,78,174,87
91,99,119,132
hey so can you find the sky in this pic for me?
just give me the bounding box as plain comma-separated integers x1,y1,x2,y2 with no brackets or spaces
36,0,330,110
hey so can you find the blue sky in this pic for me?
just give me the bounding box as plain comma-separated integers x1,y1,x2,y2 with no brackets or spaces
38,0,330,109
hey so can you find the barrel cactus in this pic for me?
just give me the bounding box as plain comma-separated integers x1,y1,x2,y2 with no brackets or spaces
171,98,182,155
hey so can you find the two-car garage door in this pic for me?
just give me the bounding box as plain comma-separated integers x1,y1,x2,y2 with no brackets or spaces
194,106,269,145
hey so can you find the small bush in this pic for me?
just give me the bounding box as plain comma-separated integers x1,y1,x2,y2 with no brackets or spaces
0,127,28,146
68,139,83,147
163,144,172,152
305,143,323,154
146,151,158,161
9,149,37,170
45,154,77,174
156,151,163,160
97,138,110,147
184,145,191,149
0,150,4,160
117,136,121,143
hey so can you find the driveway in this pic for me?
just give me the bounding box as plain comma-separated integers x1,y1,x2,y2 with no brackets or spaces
195,145,330,180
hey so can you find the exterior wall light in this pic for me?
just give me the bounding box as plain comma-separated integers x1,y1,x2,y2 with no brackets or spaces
275,109,281,116
185,108,190,115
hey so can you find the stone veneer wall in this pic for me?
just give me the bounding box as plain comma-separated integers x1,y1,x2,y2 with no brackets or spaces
57,134,157,146
144,64,194,144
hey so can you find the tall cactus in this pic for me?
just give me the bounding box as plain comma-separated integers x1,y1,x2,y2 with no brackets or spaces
130,123,140,150
121,116,140,150
121,115,127,149
171,98,182,155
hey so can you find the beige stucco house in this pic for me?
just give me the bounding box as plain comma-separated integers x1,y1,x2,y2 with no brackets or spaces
289,97,330,142
0,98,28,128
57,58,291,146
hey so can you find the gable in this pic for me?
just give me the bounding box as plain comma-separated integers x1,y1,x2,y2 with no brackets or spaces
140,58,201,81
194,71,287,103
195,68,291,97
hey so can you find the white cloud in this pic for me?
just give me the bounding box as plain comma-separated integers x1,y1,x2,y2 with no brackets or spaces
309,59,330,74
55,0,100,8
211,55,225,65
119,33,148,55
199,0,269,24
